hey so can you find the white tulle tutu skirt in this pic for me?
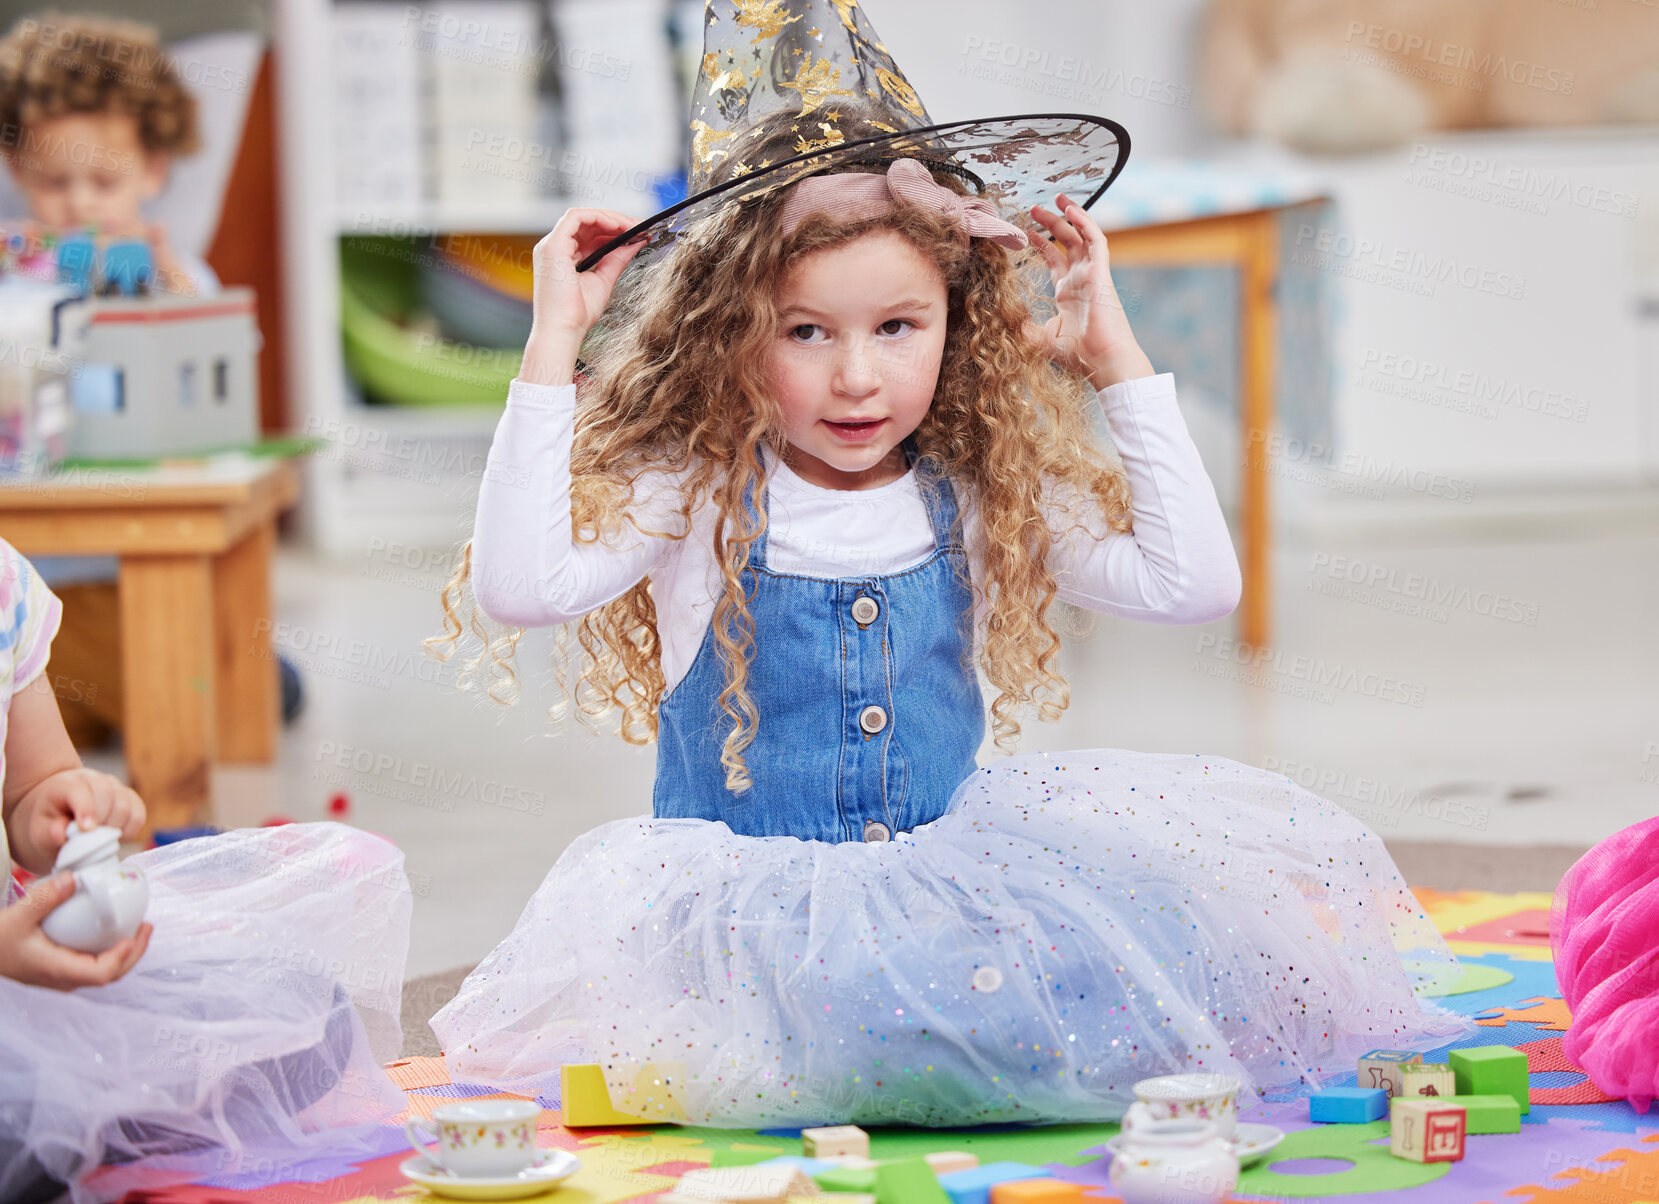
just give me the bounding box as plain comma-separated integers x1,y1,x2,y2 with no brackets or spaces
433,750,1472,1129
0,822,411,1203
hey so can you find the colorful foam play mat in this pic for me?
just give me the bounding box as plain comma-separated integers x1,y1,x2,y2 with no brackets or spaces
122,889,1656,1203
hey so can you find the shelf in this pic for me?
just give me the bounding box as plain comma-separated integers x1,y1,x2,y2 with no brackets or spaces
335,191,657,237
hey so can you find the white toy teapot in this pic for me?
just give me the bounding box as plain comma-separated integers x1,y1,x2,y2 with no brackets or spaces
39,825,149,954
1109,1101,1241,1204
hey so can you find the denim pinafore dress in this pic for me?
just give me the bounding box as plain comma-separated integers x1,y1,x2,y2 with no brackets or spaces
651,436,985,843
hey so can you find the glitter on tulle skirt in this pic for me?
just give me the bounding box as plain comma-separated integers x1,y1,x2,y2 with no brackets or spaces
0,822,411,1203
433,750,1472,1128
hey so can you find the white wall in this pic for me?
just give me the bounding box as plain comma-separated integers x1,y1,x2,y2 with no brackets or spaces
875,0,1219,158
882,3,1659,500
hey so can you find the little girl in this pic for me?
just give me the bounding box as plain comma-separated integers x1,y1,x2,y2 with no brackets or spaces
431,0,1468,1128
0,536,411,1202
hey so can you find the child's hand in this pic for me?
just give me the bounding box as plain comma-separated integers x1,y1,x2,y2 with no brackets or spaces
520,208,647,386
1026,194,1154,390
8,768,145,874
143,220,198,297
0,873,151,989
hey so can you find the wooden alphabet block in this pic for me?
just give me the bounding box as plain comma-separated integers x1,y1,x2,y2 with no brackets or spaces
671,1164,821,1201
1359,1049,1424,1097
802,1124,870,1159
1397,1062,1456,1099
1390,1098,1467,1163
924,1151,979,1176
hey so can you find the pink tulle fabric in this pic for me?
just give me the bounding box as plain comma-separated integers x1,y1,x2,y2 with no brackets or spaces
1551,815,1659,1113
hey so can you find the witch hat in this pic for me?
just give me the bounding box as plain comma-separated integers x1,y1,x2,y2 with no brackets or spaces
575,0,1129,272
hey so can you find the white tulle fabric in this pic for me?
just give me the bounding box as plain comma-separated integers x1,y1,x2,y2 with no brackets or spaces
0,822,411,1203
433,750,1471,1128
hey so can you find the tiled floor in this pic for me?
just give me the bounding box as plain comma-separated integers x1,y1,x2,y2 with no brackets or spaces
127,522,1659,979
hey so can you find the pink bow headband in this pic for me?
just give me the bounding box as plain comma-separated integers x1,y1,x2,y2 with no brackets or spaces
776,157,1030,251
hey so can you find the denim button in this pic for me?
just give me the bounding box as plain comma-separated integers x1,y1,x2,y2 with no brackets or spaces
851,595,879,625
858,704,887,734
863,821,891,842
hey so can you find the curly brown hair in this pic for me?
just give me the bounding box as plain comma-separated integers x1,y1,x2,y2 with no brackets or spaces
430,102,1134,792
0,12,199,156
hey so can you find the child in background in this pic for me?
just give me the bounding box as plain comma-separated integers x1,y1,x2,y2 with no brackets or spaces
429,0,1470,1129
0,11,219,296
0,535,412,1202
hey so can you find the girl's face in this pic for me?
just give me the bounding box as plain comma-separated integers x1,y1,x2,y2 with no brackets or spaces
766,229,948,491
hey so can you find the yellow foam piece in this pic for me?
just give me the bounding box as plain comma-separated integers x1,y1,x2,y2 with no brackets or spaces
602,1060,689,1123
562,1063,657,1126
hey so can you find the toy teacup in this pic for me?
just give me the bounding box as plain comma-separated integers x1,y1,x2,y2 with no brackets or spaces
1131,1073,1241,1139
39,825,148,954
406,1099,540,1177
1110,1101,1240,1204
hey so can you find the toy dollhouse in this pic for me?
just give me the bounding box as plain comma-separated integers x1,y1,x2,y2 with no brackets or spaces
67,287,261,460
0,230,262,467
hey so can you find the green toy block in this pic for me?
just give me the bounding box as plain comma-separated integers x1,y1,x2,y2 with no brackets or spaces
710,1147,792,1167
1449,1093,1522,1134
875,1157,950,1204
1449,1045,1530,1115
817,1165,880,1193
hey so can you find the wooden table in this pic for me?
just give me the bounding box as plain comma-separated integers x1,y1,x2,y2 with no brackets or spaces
0,458,299,831
1091,160,1334,650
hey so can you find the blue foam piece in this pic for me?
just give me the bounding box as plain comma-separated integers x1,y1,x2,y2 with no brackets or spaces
150,824,221,847
1310,1086,1389,1123
53,236,95,293
101,240,154,295
937,1161,1047,1204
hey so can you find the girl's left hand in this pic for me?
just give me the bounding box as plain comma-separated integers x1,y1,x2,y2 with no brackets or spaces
1026,194,1153,389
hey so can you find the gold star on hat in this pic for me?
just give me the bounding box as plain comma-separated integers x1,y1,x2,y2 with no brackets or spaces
576,0,1129,272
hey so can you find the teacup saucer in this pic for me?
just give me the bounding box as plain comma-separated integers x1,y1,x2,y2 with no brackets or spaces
399,1150,580,1200
1104,1122,1285,1166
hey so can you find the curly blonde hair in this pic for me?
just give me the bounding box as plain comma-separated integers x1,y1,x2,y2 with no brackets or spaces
0,12,199,157
430,105,1133,792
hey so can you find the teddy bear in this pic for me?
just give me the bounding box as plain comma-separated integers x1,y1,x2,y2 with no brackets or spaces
1199,0,1659,153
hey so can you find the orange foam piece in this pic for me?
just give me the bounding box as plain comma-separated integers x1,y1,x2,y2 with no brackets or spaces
990,1179,1087,1202
383,1055,451,1091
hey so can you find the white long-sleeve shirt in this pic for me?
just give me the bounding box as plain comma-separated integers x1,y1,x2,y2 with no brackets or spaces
470,372,1242,696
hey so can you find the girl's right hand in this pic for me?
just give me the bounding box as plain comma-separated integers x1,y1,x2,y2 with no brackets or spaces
521,208,647,386
0,873,151,990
